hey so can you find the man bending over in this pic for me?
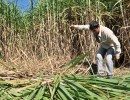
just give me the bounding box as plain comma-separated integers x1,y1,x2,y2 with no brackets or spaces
70,21,121,78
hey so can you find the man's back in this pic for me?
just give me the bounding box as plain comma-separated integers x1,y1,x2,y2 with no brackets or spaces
99,25,121,53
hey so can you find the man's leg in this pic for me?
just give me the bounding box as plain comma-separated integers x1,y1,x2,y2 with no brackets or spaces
96,47,106,76
106,48,114,77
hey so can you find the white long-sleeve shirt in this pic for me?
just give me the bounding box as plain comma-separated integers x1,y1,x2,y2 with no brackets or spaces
74,25,121,54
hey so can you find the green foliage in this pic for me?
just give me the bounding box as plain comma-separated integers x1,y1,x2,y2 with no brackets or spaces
61,51,90,69
1,74,130,100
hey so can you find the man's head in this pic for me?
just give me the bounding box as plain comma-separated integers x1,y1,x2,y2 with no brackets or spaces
89,21,100,34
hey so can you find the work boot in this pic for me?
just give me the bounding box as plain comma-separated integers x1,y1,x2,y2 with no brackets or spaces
97,73,105,78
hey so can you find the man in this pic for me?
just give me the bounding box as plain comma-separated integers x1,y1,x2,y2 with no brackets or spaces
70,21,121,78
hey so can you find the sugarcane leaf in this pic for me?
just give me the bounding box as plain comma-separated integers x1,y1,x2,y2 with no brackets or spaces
51,75,61,99
27,86,40,100
61,52,90,69
57,89,68,100
34,84,47,100
64,79,103,100
59,84,74,100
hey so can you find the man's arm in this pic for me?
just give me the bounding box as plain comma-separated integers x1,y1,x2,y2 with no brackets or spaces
109,34,121,60
70,25,90,30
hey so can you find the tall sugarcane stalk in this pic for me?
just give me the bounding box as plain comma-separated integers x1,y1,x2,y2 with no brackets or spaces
0,0,129,72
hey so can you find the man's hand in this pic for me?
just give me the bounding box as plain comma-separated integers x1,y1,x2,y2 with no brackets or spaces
70,24,75,29
115,53,120,61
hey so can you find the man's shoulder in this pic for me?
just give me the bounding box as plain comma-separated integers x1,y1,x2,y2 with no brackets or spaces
100,25,111,30
100,25,113,34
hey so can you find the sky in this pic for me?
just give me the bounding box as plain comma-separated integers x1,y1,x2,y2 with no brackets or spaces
8,0,37,11
16,0,30,10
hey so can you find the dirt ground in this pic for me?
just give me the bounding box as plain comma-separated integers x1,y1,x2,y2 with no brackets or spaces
0,64,130,81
